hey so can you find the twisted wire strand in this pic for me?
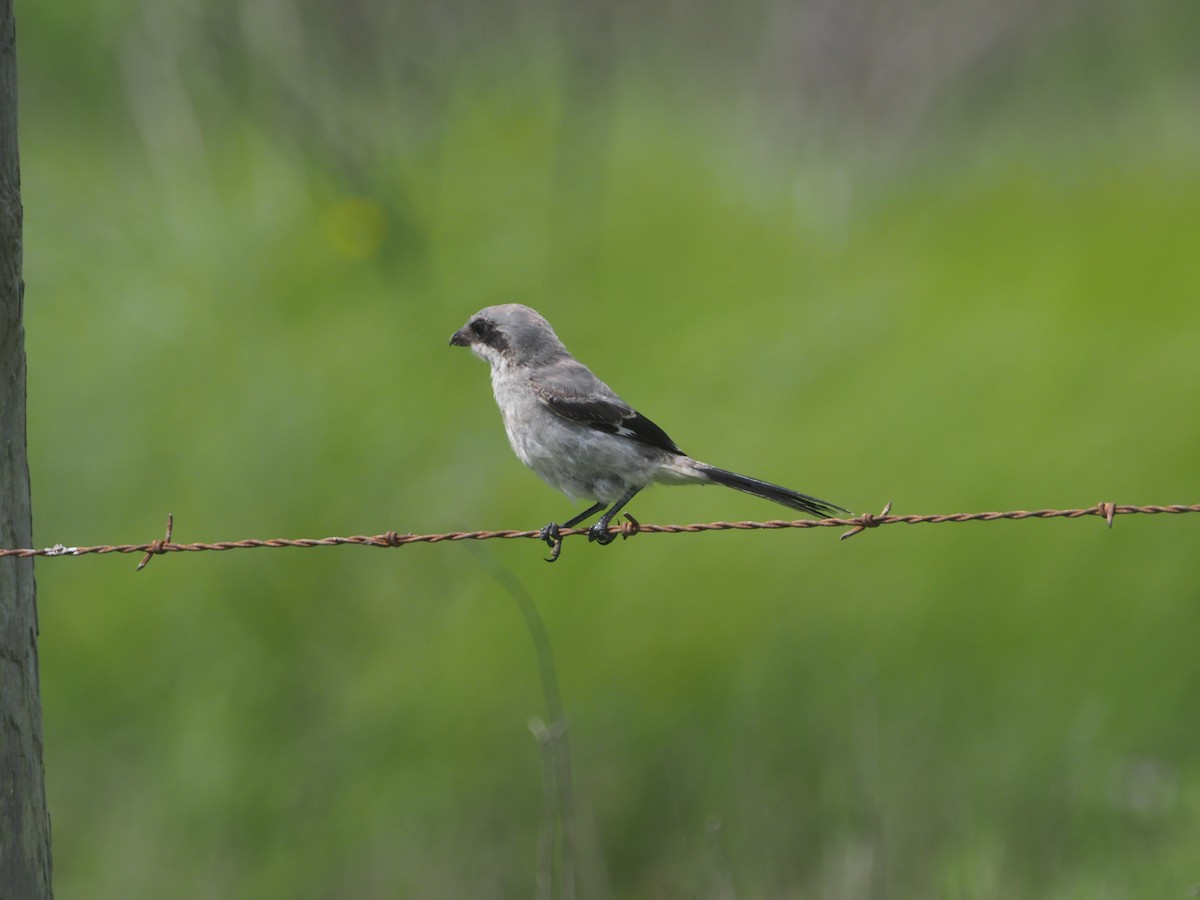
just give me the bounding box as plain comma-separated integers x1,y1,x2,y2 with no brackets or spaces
1,502,1197,570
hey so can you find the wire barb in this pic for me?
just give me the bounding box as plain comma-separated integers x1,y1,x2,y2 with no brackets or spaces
3,501,1197,567
137,513,174,572
840,501,893,541
374,531,404,547
619,513,641,540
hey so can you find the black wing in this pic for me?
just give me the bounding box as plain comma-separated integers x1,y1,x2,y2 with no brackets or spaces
530,362,684,456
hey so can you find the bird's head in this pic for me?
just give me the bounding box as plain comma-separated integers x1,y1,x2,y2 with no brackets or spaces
450,304,569,369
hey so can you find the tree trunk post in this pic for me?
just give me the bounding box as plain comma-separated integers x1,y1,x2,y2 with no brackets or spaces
1,0,54,894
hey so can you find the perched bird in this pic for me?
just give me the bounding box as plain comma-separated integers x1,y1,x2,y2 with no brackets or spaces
450,304,845,560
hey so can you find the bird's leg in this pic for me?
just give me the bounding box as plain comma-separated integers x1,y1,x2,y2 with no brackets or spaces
588,488,641,545
540,501,607,562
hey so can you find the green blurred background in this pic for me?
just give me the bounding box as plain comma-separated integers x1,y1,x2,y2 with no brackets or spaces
18,0,1200,895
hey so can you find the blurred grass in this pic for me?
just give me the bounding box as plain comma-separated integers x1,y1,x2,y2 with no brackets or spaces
17,0,1200,897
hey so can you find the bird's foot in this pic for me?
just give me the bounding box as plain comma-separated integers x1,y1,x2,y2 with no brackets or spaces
539,522,564,563
587,521,617,545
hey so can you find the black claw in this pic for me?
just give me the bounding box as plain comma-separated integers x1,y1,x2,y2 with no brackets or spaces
588,521,617,545
539,522,563,563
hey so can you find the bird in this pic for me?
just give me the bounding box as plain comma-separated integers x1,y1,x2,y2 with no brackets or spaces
450,304,845,560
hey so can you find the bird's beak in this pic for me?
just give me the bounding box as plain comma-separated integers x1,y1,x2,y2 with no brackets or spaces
449,327,471,347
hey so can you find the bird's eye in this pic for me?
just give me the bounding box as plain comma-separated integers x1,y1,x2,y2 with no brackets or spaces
471,318,493,339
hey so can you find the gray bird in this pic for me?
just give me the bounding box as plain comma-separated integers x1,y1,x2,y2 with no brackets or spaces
450,304,845,560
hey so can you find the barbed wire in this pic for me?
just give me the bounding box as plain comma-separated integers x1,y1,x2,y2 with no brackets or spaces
0,502,1196,570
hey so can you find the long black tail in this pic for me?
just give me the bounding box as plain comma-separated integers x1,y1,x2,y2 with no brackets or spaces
698,464,847,518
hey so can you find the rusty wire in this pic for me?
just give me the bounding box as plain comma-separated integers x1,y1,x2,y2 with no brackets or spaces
0,502,1197,570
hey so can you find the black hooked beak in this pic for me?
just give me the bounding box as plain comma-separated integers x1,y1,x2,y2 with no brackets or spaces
449,327,471,347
